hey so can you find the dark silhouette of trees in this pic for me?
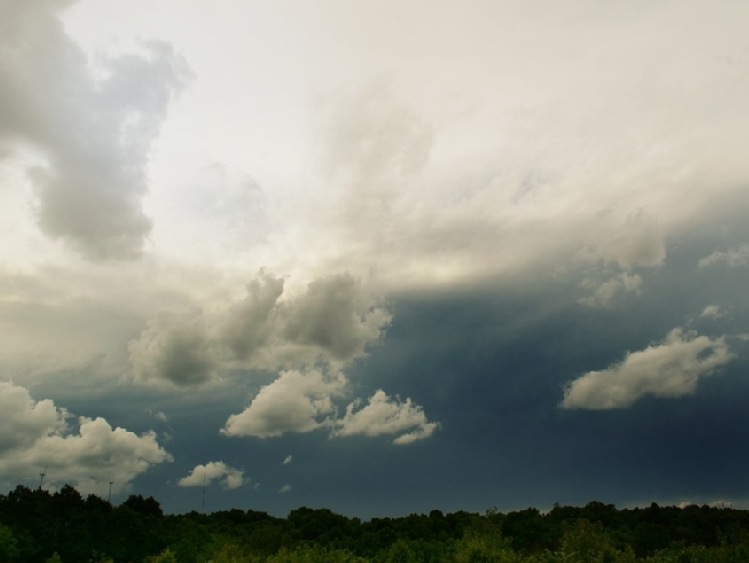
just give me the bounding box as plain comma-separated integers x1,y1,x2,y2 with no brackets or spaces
2,483,749,561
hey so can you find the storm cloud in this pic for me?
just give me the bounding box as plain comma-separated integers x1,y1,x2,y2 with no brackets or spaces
0,0,188,259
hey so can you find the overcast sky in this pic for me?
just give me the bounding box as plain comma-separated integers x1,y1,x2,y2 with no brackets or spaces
2,0,749,517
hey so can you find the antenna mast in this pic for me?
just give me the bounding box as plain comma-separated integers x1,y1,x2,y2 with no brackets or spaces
38,467,47,490
108,478,115,503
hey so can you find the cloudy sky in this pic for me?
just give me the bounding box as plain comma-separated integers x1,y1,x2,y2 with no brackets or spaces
2,0,749,517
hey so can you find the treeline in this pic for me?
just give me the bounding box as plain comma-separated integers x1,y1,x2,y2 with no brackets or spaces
2,485,749,562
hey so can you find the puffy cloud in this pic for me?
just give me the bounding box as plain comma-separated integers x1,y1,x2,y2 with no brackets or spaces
700,305,724,319
279,485,291,493
221,369,344,438
698,244,749,269
128,271,390,386
221,270,284,361
561,328,734,409
0,381,171,495
128,310,219,387
0,0,189,259
334,390,439,445
178,461,245,490
579,272,643,308
282,274,392,362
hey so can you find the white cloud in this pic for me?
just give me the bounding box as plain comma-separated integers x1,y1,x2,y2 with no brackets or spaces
221,369,344,438
178,461,245,490
698,244,749,269
700,305,724,319
279,485,291,493
283,455,293,465
579,272,643,308
0,381,171,496
562,328,734,409
334,390,439,445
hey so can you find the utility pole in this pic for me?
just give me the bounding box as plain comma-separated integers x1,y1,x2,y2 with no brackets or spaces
108,479,115,503
38,468,46,490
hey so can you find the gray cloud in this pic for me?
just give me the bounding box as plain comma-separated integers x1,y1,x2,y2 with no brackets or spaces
282,273,392,362
128,310,219,387
698,243,749,269
562,328,735,409
0,1,189,259
579,272,643,308
221,270,284,361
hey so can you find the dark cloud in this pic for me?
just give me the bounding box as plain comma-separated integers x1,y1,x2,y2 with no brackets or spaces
128,311,218,387
283,273,391,362
221,270,284,361
0,1,189,259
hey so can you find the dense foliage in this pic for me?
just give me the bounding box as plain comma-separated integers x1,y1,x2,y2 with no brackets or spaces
2,485,749,562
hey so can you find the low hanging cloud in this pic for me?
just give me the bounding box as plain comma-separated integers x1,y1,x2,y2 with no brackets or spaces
221,369,343,438
0,1,189,259
223,379,439,445
334,390,440,445
221,270,284,361
178,461,245,490
561,328,734,409
698,244,749,269
282,273,392,362
0,381,171,495
579,272,643,308
128,271,391,387
128,310,219,387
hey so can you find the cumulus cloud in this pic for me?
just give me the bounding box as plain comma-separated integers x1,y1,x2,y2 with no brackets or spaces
561,328,734,409
334,390,439,445
282,274,392,362
128,310,219,387
700,305,724,319
221,270,284,361
221,369,344,438
698,244,749,269
579,272,643,308
0,381,171,495
178,461,245,490
129,271,391,387
0,0,189,259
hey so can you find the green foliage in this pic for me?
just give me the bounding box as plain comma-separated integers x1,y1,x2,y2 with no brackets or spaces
0,524,19,562
3,485,749,562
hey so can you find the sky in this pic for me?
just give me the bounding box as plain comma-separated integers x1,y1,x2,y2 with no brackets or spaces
1,0,749,518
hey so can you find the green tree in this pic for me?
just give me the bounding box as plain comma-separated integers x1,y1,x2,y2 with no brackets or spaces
0,524,19,562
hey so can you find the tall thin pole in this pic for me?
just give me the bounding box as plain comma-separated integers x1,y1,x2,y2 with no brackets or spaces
38,467,46,490
108,479,115,503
